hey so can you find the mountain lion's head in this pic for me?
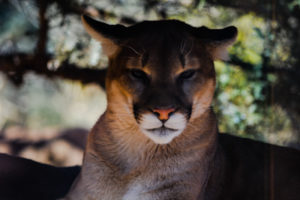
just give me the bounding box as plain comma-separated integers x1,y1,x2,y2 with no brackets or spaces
82,15,237,144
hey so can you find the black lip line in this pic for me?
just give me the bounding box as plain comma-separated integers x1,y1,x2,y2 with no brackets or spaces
146,127,178,132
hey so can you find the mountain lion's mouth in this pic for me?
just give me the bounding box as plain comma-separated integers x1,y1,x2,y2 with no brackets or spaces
146,127,178,135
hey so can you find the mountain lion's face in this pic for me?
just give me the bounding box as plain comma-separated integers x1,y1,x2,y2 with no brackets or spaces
82,16,237,144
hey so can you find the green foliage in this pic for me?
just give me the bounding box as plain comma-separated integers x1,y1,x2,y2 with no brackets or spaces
288,0,300,10
214,62,264,137
0,73,106,130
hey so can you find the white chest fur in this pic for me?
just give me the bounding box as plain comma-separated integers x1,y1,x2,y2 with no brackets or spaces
122,183,146,200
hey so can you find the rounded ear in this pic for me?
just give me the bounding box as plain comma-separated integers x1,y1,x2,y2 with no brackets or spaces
81,15,127,57
194,26,238,60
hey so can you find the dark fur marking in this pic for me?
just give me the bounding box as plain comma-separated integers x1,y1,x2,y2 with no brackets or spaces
142,52,149,67
179,53,186,68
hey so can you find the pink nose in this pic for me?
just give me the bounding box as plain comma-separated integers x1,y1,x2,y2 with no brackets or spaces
152,108,175,121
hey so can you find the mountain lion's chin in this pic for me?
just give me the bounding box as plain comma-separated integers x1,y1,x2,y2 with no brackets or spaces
141,128,184,144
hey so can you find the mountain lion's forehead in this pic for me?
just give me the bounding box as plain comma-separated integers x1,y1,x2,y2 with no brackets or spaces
118,20,197,63
120,37,202,74
117,21,205,72
122,38,193,70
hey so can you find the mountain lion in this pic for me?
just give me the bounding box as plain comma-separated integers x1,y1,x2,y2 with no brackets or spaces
65,15,300,200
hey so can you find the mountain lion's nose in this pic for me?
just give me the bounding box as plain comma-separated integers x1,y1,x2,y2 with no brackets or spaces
152,108,175,121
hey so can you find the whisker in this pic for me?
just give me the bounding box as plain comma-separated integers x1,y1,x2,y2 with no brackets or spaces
122,44,143,56
180,40,186,54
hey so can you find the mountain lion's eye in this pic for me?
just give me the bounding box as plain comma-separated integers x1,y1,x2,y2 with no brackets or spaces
129,69,149,80
178,69,197,80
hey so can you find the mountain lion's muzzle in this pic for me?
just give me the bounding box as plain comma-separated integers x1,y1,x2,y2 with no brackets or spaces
132,84,192,144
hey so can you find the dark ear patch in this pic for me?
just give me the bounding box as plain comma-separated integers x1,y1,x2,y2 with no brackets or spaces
81,15,128,56
194,26,238,60
81,15,127,41
196,26,237,42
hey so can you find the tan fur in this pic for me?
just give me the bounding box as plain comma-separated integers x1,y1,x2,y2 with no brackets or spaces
66,111,219,200
65,16,236,200
207,33,237,61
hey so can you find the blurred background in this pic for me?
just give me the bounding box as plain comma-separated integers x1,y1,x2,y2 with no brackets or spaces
0,0,299,166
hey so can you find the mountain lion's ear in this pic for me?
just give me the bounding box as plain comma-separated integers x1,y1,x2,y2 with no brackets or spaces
195,26,238,61
81,15,127,57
